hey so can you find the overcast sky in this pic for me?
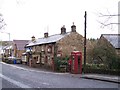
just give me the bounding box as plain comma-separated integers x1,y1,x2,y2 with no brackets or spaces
0,0,119,41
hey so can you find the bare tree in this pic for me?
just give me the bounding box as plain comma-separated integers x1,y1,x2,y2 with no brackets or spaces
0,13,6,30
96,9,119,30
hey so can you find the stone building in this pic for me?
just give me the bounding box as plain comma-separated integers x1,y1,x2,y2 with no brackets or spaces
99,34,120,56
26,23,87,70
88,34,120,66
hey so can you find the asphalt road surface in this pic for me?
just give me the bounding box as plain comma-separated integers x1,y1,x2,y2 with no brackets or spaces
0,61,119,89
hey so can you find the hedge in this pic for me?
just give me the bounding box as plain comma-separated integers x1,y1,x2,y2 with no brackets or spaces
85,68,120,76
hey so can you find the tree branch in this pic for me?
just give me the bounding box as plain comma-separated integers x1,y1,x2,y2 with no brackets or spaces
99,13,120,17
97,20,120,28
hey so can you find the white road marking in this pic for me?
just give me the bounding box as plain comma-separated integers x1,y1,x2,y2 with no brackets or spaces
1,62,28,71
0,73,31,88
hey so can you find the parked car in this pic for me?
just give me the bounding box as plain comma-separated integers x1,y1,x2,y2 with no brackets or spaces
7,56,22,64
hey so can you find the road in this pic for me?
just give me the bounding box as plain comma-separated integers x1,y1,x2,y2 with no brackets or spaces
0,60,119,89
2,78,20,88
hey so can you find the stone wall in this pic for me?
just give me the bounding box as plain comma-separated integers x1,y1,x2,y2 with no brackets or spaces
56,32,84,61
31,43,55,69
98,36,116,50
56,32,93,64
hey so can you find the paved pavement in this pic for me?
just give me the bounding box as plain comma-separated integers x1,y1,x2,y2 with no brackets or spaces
4,62,119,84
71,74,120,84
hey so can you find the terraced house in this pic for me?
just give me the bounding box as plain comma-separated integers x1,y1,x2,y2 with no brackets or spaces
26,23,87,71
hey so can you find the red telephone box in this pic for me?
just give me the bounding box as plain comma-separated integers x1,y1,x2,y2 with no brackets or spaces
71,51,82,74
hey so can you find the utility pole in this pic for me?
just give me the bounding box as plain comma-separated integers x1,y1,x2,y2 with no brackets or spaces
8,33,10,56
84,11,87,73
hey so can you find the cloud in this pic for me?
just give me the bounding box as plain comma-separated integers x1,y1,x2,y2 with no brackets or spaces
0,0,119,40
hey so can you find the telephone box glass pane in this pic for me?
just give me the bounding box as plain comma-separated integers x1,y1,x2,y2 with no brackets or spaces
72,55,75,70
78,56,80,64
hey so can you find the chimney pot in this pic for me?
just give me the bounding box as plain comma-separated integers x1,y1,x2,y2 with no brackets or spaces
44,32,48,38
61,25,66,34
31,36,35,41
71,22,76,32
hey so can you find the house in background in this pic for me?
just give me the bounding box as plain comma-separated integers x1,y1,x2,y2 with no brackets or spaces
26,23,91,70
99,34,120,56
2,40,29,59
2,45,13,58
0,41,13,57
13,40,29,58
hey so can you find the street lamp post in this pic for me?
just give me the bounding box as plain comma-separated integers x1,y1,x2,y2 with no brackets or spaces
8,33,10,56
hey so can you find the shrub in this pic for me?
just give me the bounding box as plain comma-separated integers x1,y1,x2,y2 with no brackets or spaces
85,68,120,76
84,63,120,75
54,56,68,71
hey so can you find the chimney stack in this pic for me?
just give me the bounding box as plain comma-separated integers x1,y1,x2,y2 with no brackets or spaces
61,25,66,34
44,32,48,38
71,22,76,32
31,36,35,42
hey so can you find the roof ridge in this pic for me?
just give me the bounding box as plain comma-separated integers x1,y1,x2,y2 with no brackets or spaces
102,34,120,36
38,31,71,39
13,39,29,41
102,34,120,48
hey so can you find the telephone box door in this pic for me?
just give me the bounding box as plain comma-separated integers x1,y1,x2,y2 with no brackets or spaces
71,51,82,74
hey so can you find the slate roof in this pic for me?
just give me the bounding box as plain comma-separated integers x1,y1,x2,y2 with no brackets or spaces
102,34,120,48
2,45,13,50
27,32,71,47
13,40,29,50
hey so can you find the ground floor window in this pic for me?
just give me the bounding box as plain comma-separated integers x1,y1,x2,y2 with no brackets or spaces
36,56,40,64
